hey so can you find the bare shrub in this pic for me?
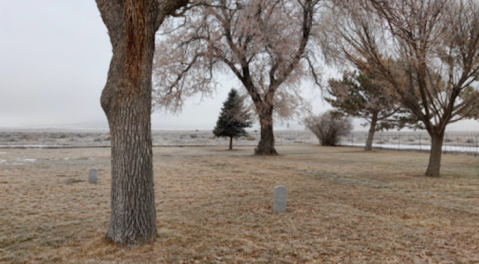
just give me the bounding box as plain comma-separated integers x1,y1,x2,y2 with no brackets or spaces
304,111,353,146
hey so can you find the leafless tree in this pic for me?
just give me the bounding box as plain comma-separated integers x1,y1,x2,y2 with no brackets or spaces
321,0,479,176
153,0,324,155
304,110,353,146
95,0,189,245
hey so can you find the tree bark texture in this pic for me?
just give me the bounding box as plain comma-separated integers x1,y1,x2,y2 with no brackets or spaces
425,132,444,177
96,0,190,246
96,0,159,246
255,110,278,155
229,137,233,150
365,112,378,151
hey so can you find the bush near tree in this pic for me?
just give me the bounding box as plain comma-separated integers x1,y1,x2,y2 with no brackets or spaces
304,111,353,146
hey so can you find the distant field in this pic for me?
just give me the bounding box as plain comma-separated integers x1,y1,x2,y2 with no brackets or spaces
1,145,479,263
1,130,479,156
0,130,317,148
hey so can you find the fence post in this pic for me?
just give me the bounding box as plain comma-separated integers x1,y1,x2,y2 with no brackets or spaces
380,135,383,150
476,134,478,157
397,134,400,151
419,134,422,151
444,133,447,154
381,133,383,149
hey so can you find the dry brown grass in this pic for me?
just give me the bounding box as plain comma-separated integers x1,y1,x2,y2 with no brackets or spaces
1,146,479,263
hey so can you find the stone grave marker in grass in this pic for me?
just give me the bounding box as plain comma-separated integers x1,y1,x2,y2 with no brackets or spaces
273,185,287,213
89,168,97,184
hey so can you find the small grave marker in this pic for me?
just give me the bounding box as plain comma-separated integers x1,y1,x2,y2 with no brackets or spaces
89,168,97,184
273,185,287,213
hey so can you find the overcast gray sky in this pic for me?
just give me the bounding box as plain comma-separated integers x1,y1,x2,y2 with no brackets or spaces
0,1,477,131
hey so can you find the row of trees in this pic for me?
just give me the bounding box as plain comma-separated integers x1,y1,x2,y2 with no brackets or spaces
152,0,479,178
94,0,479,245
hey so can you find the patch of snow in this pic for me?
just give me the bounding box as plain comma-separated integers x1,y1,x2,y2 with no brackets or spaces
0,160,6,164
24,159,36,163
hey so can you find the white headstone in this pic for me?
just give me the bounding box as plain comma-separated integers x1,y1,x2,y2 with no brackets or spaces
273,185,287,213
89,168,97,184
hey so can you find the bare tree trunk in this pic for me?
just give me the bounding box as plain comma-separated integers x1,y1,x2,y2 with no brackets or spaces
365,113,378,151
95,0,189,247
255,110,278,155
229,137,233,150
97,0,159,246
425,132,444,177
104,87,156,245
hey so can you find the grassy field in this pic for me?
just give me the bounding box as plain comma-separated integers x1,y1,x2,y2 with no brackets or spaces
1,146,479,263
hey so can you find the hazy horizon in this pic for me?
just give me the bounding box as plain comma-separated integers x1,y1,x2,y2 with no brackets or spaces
1,117,478,133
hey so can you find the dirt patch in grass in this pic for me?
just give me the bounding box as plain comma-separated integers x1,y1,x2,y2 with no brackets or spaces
1,146,479,263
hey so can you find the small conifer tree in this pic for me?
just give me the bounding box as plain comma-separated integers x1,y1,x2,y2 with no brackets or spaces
213,89,252,150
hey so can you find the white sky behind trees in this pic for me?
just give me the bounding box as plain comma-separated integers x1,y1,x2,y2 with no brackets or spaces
0,1,477,131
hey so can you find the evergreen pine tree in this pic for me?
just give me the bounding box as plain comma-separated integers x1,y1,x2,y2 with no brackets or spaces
213,89,252,150
325,71,411,150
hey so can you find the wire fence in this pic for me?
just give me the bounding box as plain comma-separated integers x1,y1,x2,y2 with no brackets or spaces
338,131,479,156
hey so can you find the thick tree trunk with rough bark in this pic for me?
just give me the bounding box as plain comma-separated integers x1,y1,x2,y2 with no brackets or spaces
255,110,278,155
425,132,444,177
102,43,157,245
104,89,156,245
95,0,188,246
229,137,233,150
365,112,378,151
99,2,159,245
